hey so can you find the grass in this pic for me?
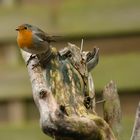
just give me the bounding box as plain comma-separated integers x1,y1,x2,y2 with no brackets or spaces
0,0,140,40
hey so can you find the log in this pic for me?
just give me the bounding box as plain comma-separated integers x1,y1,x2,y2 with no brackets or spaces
21,43,116,140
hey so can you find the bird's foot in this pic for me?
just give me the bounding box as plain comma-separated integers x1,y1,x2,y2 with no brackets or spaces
26,54,36,66
32,62,41,69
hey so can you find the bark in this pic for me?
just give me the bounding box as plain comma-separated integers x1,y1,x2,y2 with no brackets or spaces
21,43,116,140
103,81,122,139
131,102,140,140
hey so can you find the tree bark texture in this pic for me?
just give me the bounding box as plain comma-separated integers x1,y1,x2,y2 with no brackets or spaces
103,81,122,139
21,43,117,140
131,102,140,140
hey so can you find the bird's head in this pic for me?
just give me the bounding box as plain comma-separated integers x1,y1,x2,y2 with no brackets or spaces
16,24,32,32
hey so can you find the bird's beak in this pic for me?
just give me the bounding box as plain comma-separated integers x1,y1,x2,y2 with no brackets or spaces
15,27,19,31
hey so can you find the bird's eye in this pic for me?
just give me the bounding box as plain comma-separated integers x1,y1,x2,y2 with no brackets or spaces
24,27,27,30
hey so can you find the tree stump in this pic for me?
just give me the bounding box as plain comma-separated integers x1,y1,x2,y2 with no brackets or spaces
21,43,119,140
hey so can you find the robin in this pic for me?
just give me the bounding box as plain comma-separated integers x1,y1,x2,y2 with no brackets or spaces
16,23,56,65
16,23,56,54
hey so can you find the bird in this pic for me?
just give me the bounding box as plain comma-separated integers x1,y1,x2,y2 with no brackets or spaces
16,23,56,54
16,23,58,66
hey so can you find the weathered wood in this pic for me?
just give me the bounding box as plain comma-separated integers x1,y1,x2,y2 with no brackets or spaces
131,102,140,140
21,43,116,140
103,81,122,138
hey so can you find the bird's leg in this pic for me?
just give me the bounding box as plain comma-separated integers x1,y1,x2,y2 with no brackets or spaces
31,50,52,69
32,61,41,69
26,54,37,66
32,56,47,69
31,54,42,69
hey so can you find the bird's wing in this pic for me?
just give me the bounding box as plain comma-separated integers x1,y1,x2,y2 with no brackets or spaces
32,28,56,43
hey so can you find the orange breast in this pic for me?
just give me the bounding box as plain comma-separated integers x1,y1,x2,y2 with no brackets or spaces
17,30,33,48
